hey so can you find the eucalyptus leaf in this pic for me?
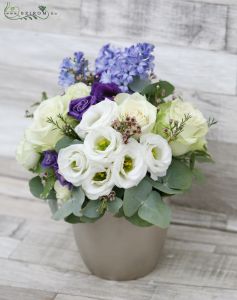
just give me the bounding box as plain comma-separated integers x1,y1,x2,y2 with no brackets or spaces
192,168,206,183
148,178,183,195
40,174,55,199
65,214,82,224
55,136,81,152
141,80,174,105
138,191,171,228
71,187,85,216
126,212,152,227
166,159,193,191
128,76,151,92
53,200,74,220
123,177,152,217
29,176,44,198
82,200,101,218
80,216,101,223
48,199,58,214
156,80,175,99
107,197,123,214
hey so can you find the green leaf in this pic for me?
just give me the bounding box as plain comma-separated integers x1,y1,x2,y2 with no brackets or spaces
71,188,85,216
166,159,193,191
156,80,175,98
123,177,152,217
107,197,123,214
138,191,171,228
80,216,100,223
126,212,152,227
192,168,206,183
82,200,101,218
148,178,183,195
53,200,74,220
113,186,124,199
48,199,58,214
55,136,80,152
141,80,174,105
128,76,151,92
65,214,82,224
114,206,125,218
41,174,55,199
29,176,44,198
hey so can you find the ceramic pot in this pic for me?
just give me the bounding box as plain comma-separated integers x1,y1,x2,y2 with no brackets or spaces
73,213,167,281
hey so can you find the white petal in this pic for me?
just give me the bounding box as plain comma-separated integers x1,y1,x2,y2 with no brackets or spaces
58,144,90,186
75,99,119,139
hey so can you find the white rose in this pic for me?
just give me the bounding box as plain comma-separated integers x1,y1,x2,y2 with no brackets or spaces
16,137,40,170
140,133,172,180
82,164,114,200
153,98,208,156
25,96,66,151
58,144,90,186
54,180,72,204
84,127,122,163
63,82,91,109
112,139,147,189
115,92,157,134
25,83,91,152
75,99,118,139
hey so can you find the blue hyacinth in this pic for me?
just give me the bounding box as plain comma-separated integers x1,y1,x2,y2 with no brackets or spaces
58,51,89,88
95,43,155,92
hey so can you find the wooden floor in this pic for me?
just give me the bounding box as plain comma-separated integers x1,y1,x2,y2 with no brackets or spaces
0,157,237,300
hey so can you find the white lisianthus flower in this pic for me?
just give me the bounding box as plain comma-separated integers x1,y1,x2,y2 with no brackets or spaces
54,180,72,204
115,92,157,134
57,144,91,186
82,164,114,200
153,98,208,156
84,127,122,163
16,137,40,170
25,96,66,151
75,99,118,139
112,139,147,189
140,133,172,180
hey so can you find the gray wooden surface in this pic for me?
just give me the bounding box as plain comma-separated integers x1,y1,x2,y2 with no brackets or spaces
0,156,237,299
0,0,237,298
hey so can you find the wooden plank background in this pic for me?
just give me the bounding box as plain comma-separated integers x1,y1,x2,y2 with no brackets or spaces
0,0,236,217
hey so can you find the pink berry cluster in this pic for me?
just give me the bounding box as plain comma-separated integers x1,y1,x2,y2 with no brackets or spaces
99,191,116,202
112,116,142,144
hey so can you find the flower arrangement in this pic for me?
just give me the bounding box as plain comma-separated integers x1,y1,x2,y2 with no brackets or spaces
17,43,216,228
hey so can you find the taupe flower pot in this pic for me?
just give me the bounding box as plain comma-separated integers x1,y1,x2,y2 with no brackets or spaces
73,213,167,281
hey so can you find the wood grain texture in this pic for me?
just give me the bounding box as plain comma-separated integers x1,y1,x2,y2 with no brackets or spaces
0,285,56,300
149,284,237,300
0,0,228,51
0,215,24,237
227,5,237,53
0,237,19,259
79,0,227,51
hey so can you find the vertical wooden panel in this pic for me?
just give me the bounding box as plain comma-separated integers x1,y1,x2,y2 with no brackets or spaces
79,0,227,51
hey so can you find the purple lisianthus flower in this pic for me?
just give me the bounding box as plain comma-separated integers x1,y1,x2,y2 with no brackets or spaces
68,95,97,121
91,82,121,101
41,150,72,188
41,150,58,168
55,169,72,188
